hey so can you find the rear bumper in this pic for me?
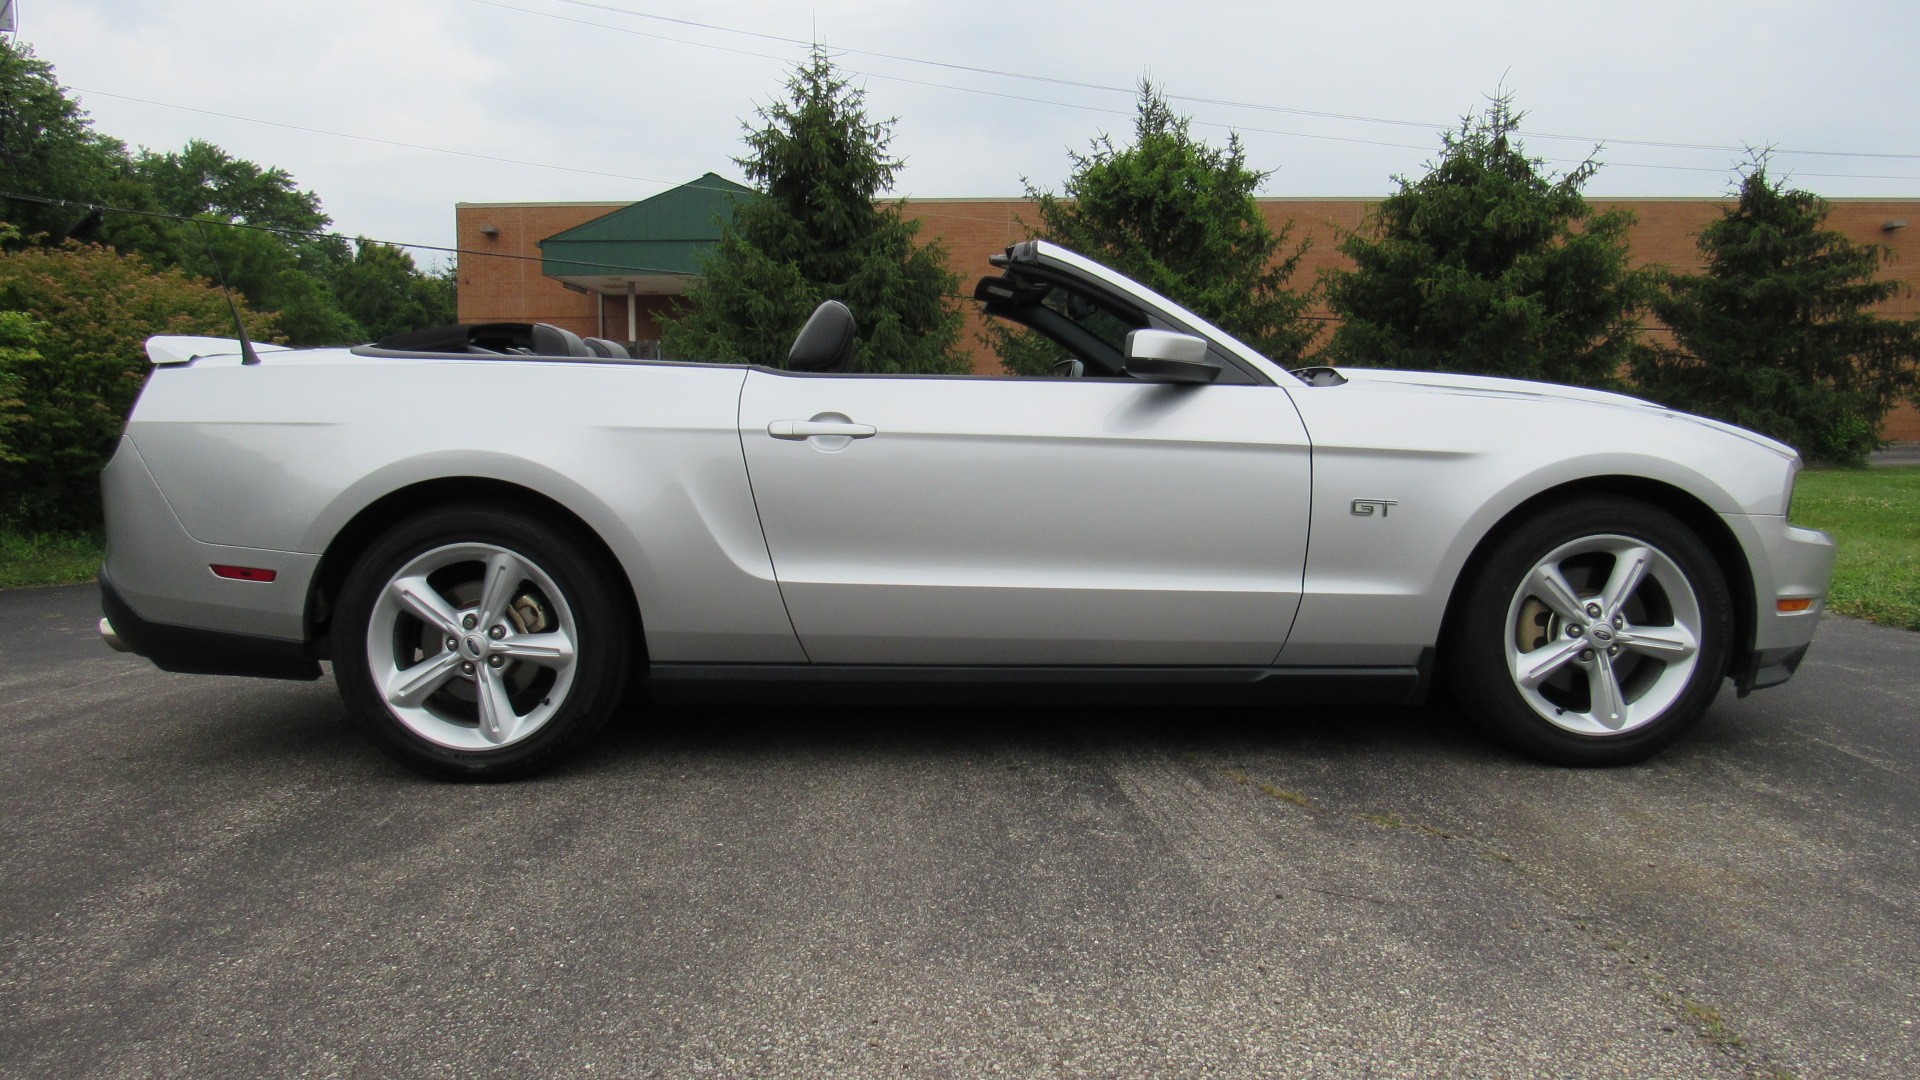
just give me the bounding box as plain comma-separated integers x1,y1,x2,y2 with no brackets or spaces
100,573,321,680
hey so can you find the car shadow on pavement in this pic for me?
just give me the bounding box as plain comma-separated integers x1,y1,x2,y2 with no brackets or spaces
582,692,1505,773
142,672,1520,783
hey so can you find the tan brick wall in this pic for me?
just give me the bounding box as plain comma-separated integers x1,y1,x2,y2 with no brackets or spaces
454,203,682,345
458,197,1920,438
906,197,1920,437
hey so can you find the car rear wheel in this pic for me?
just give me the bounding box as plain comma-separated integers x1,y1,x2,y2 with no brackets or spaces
1446,496,1733,765
332,504,633,780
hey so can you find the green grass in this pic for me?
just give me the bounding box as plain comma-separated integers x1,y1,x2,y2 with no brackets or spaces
1792,465,1920,630
0,531,102,590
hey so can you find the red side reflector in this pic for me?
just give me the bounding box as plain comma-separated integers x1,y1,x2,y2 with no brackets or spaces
211,564,277,582
1776,597,1813,613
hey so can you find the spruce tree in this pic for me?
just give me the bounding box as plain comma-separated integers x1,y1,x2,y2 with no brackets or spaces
663,48,966,373
1320,94,1655,387
997,83,1313,375
1635,166,1920,465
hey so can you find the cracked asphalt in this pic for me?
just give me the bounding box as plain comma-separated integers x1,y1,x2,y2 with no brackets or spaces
2,582,1916,1078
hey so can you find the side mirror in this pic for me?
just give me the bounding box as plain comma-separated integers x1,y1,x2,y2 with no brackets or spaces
1123,329,1220,384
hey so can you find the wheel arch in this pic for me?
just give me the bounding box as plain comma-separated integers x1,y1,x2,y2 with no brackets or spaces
304,476,644,662
1437,475,1756,676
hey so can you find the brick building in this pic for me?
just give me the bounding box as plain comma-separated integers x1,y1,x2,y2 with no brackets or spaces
455,180,1920,440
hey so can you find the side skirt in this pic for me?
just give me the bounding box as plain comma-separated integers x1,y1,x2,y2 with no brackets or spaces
648,655,1431,707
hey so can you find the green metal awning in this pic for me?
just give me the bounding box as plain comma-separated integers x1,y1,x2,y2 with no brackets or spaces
538,172,755,295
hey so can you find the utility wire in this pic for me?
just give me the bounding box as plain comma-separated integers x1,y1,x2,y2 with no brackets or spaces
454,0,1920,183
0,189,1361,331
59,74,1920,248
68,80,1920,238
5,191,1842,331
0,189,693,276
67,86,1031,231
518,0,1920,162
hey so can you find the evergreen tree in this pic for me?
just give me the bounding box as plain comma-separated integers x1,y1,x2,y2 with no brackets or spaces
1321,94,1655,387
333,240,456,342
663,48,966,373
1635,166,1920,465
1002,82,1314,374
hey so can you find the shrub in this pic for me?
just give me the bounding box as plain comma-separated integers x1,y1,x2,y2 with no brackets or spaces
0,240,278,530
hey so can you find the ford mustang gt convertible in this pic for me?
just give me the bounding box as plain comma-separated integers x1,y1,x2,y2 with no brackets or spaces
99,240,1836,779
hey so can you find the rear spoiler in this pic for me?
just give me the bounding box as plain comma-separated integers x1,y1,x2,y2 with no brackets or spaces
145,336,293,367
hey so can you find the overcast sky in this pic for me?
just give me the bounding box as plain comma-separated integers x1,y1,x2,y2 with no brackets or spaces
12,0,1920,268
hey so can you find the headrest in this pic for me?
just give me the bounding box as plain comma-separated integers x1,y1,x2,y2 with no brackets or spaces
787,300,857,373
531,323,593,358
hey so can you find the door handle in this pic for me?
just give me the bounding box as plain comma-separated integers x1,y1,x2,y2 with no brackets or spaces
768,419,878,440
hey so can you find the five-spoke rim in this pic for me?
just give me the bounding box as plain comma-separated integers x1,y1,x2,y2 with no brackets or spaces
366,542,579,750
1503,533,1702,737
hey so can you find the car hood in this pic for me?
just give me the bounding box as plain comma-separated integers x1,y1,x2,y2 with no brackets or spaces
1331,367,1799,460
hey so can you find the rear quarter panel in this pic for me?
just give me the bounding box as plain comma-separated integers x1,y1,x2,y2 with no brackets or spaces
123,352,802,662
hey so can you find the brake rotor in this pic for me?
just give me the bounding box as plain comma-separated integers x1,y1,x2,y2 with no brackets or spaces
1516,597,1555,653
408,578,552,713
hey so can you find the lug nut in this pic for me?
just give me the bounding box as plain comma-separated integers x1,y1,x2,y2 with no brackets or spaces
1608,645,1621,657
1567,625,1583,637
1578,649,1595,662
488,655,504,668
460,661,475,675
1612,614,1624,628
1585,603,1603,618
462,613,478,630
446,637,458,650
488,625,505,639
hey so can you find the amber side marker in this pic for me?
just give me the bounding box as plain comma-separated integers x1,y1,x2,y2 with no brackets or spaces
211,564,277,582
1776,597,1814,613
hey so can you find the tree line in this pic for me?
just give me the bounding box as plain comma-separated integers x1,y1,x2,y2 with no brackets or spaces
677,49,1920,468
0,39,455,530
5,40,1918,535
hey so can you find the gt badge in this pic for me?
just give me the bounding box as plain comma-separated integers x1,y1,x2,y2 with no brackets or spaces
1351,499,1398,518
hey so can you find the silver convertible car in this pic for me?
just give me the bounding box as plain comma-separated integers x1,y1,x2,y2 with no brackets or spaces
100,240,1835,779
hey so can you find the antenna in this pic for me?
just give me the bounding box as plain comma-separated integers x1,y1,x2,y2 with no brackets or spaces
193,217,263,365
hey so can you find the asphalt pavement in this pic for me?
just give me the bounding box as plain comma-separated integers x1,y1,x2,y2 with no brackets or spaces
2,583,1916,1078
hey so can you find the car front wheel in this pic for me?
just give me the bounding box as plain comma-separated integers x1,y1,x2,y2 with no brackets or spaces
332,504,633,780
1447,497,1734,765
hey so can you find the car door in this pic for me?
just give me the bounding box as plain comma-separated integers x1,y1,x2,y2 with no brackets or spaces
736,370,1313,665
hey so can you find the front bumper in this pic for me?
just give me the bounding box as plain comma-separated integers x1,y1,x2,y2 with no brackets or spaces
1721,513,1836,695
1735,642,1811,695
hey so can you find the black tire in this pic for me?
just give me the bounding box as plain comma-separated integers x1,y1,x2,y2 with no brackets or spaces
1444,496,1733,766
332,503,634,780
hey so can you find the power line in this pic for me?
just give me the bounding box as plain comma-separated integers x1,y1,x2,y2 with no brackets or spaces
67,86,1025,231
73,78,1920,233
516,0,1920,163
0,188,693,276
453,0,1920,183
